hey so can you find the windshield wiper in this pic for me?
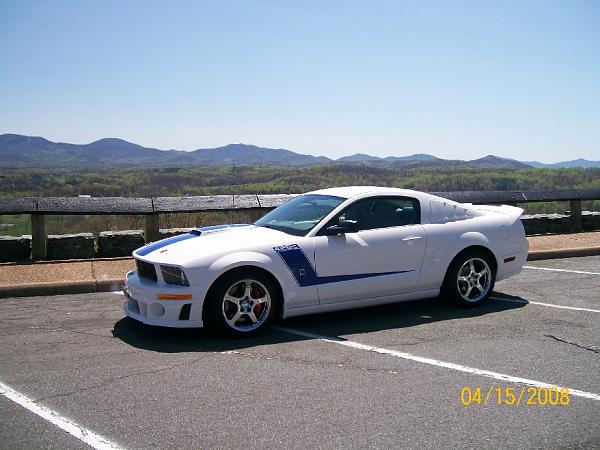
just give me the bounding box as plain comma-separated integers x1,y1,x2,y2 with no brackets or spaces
255,223,275,229
255,223,299,235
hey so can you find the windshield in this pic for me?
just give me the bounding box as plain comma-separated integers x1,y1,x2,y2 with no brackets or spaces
255,194,345,236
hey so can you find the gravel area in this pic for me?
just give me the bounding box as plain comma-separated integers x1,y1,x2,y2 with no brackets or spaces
528,231,600,251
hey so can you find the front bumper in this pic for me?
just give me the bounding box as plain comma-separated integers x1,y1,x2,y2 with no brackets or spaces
123,270,205,328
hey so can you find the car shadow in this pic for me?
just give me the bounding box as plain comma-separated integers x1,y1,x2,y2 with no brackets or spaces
112,292,529,353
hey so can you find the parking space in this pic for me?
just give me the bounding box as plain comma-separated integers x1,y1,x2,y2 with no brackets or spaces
525,255,600,274
1,256,599,449
496,255,600,311
0,396,88,450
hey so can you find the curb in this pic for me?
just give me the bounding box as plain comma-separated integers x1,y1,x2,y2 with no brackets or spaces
0,256,132,267
0,279,123,298
527,246,600,261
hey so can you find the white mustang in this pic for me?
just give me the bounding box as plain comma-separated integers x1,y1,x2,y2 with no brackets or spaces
123,186,528,336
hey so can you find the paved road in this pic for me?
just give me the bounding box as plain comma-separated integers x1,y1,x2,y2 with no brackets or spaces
1,256,599,449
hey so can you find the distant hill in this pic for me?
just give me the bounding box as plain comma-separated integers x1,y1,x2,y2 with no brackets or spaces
337,153,383,162
0,133,595,169
334,153,526,169
468,155,531,169
384,153,441,162
523,158,600,168
190,143,331,166
337,153,440,163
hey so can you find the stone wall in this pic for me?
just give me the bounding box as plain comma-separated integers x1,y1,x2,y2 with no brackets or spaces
97,230,145,258
0,228,196,262
46,233,95,260
521,211,600,235
0,235,32,262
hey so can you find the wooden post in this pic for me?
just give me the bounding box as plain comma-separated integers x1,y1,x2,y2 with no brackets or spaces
31,213,47,260
570,199,582,232
144,213,160,243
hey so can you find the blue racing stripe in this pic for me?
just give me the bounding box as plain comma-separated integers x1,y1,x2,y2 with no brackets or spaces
274,244,411,287
136,233,198,256
136,223,248,256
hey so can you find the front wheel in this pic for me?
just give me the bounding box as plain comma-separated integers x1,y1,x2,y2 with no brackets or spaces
442,250,495,306
205,269,279,337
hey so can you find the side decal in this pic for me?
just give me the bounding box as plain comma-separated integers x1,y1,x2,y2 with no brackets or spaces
274,244,412,287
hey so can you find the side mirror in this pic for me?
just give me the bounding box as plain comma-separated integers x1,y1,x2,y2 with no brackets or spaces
323,219,359,235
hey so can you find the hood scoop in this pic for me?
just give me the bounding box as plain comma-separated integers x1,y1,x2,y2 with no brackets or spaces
190,223,249,236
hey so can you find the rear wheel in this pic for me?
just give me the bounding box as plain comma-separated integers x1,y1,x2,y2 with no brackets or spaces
205,269,279,337
442,250,495,306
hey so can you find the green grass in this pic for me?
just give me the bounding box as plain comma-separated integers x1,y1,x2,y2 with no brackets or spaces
0,214,30,236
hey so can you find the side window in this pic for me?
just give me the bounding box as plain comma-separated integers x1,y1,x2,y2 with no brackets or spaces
326,196,420,232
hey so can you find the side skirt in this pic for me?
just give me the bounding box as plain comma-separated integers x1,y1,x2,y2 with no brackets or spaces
282,289,440,319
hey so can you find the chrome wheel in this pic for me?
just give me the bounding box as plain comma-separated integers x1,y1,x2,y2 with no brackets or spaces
456,257,492,303
222,279,272,332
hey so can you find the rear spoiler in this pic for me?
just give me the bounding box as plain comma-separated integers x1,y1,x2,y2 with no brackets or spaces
469,204,524,223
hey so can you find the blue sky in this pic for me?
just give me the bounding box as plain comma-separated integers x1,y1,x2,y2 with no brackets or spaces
1,0,598,162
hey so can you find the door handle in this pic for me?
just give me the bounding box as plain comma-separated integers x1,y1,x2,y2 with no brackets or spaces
402,236,423,241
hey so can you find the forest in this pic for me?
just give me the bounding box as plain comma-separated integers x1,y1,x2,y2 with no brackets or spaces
1,165,599,236
2,165,599,198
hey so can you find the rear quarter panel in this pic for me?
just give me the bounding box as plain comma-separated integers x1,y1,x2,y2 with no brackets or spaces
419,213,526,290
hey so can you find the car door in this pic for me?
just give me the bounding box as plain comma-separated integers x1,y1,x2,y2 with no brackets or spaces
312,196,427,304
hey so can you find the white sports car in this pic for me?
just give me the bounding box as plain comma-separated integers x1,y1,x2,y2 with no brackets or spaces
123,186,528,336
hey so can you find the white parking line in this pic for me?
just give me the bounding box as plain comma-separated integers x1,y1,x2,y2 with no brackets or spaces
523,265,600,276
0,381,123,450
273,326,600,402
490,296,600,313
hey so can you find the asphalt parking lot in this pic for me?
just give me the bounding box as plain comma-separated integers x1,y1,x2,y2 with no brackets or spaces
1,255,599,449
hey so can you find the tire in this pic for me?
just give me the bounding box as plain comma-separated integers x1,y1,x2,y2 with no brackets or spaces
204,269,280,337
442,249,496,307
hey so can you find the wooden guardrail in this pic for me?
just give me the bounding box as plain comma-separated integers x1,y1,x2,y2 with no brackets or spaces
1,189,599,260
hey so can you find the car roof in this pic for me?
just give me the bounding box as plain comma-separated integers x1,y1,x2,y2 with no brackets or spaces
306,186,424,200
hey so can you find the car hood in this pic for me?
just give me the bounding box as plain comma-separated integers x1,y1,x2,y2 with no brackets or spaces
133,224,291,265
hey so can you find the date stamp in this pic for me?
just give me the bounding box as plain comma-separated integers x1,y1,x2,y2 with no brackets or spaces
460,386,570,406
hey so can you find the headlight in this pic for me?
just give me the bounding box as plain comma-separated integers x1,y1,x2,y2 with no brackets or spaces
160,265,190,286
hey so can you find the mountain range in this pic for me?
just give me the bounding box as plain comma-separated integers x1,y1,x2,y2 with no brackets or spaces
0,133,598,169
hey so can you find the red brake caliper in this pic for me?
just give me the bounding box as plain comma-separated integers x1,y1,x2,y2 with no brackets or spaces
251,285,265,317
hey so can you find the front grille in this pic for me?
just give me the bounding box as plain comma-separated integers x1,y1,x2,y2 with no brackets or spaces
136,259,157,282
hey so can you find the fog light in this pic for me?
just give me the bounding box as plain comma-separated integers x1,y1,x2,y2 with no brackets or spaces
150,302,165,318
